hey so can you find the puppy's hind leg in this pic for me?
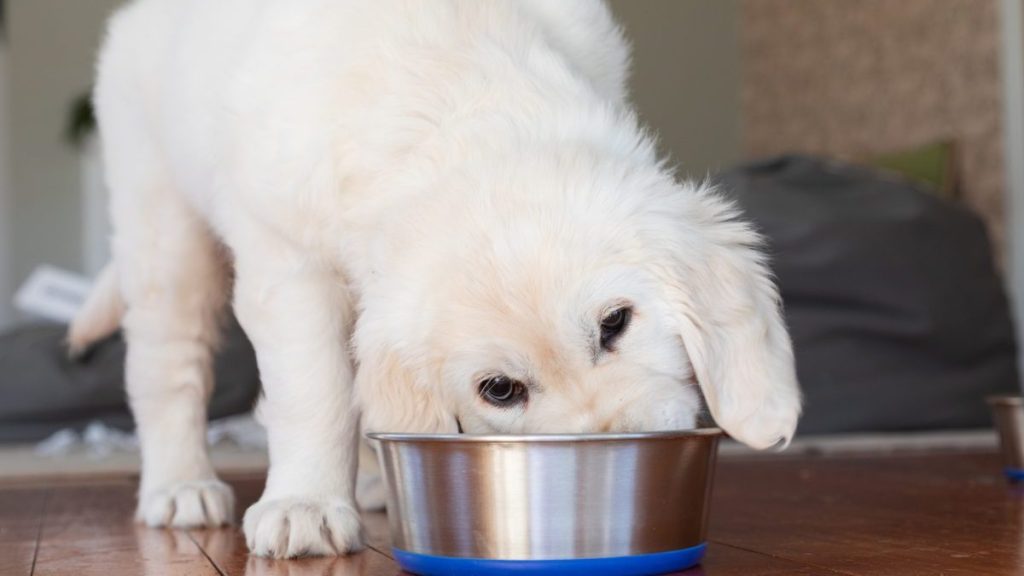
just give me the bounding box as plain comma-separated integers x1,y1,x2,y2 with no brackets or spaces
95,4,234,526
107,154,234,528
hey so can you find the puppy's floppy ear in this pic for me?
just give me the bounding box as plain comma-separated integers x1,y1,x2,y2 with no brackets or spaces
355,345,459,434
653,189,801,449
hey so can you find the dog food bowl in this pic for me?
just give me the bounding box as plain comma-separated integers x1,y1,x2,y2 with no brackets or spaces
989,396,1024,482
367,428,720,576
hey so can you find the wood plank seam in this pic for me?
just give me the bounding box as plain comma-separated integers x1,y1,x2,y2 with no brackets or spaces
187,529,229,576
709,539,860,576
366,542,393,559
27,489,51,576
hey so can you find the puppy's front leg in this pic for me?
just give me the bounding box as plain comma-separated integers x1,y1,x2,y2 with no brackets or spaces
232,234,363,558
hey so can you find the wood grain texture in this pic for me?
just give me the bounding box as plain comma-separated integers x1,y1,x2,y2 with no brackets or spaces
711,453,1024,576
6,451,1022,575
31,482,220,576
0,489,47,576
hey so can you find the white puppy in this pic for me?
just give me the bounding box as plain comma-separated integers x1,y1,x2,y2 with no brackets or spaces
70,0,800,559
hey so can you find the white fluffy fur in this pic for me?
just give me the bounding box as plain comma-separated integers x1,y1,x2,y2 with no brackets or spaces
74,0,801,559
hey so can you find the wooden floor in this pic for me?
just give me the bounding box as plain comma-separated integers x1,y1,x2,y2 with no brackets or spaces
2,451,1021,575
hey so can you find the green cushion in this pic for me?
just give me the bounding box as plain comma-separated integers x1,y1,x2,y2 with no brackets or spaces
867,141,957,199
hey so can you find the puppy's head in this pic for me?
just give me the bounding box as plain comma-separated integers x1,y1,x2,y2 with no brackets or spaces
355,147,800,449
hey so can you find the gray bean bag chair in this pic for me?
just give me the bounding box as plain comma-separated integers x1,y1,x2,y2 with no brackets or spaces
0,315,260,442
716,155,1019,434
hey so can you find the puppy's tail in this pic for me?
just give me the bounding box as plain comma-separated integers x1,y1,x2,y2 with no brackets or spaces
67,261,124,358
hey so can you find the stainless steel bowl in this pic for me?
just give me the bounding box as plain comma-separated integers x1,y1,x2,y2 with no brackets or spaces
368,429,720,576
989,396,1024,481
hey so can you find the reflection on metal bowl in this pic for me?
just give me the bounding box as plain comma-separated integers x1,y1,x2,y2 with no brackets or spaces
368,429,721,576
989,396,1024,482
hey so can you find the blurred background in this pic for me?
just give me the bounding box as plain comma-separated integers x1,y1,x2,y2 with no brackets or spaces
1,0,1023,478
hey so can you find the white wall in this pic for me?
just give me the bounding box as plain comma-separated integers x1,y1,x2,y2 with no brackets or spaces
608,0,743,178
6,0,124,313
80,138,110,276
1002,0,1024,387
0,38,13,330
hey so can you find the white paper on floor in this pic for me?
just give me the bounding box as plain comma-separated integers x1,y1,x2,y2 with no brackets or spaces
33,413,268,458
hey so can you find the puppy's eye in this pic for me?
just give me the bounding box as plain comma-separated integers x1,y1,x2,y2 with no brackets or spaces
600,306,632,350
478,376,528,407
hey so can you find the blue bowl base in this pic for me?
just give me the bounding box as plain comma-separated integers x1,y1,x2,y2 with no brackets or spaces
1006,468,1024,482
394,543,707,576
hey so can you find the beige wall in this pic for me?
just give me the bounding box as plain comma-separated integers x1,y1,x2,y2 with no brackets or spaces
742,0,1005,260
608,0,743,179
7,0,124,290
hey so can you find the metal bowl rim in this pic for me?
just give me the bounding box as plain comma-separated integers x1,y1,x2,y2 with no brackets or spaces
988,395,1024,406
366,427,723,443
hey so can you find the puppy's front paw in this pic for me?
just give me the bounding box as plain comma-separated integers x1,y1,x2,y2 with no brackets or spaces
243,497,364,558
136,479,235,528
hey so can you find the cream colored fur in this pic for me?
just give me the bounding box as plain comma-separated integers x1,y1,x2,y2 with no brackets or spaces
72,0,801,559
